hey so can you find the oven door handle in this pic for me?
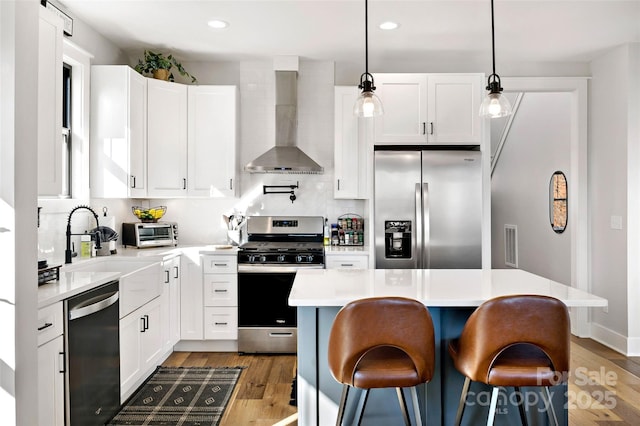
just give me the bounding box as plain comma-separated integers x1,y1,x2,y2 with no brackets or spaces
238,265,324,273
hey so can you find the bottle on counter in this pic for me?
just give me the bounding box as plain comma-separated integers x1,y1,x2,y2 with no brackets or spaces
331,223,339,246
80,234,92,258
324,218,330,246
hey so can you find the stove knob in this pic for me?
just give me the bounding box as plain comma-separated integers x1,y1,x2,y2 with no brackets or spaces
259,255,267,263
308,255,314,263
278,255,286,263
248,255,257,263
296,255,302,263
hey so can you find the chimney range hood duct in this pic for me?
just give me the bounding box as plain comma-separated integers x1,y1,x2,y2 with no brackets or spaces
245,71,324,174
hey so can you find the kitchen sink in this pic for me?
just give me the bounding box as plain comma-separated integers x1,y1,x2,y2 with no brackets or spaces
64,258,163,318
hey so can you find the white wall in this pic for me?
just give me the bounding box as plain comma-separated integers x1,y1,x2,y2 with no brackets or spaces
491,92,572,284
588,44,640,355
1,1,39,425
589,46,630,339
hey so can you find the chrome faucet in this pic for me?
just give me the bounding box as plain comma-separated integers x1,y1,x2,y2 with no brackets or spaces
65,205,102,264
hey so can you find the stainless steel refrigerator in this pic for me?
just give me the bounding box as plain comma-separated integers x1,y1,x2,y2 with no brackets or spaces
374,148,482,269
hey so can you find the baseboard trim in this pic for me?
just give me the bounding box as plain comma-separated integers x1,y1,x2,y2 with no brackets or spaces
174,339,238,352
589,322,629,355
627,337,640,356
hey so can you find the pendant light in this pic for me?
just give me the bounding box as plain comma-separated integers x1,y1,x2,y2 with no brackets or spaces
479,0,512,118
353,0,383,117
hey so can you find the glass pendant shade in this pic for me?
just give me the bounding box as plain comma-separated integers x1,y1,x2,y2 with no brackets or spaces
354,0,383,118
354,90,384,117
480,0,511,119
479,91,512,118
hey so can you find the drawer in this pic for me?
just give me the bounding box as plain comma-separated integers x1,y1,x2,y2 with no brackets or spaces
202,255,237,274
204,307,238,340
325,255,369,269
204,274,238,307
37,302,64,346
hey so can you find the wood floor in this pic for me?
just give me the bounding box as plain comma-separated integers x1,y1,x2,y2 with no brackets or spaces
569,336,640,425
162,351,298,426
163,337,640,425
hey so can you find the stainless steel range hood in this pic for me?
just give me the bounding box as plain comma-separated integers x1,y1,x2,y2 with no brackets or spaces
245,70,324,174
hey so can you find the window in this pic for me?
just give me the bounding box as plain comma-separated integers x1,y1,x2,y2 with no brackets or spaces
38,39,91,212
62,63,72,197
549,171,568,233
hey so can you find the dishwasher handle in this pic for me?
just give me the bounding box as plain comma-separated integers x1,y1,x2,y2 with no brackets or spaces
69,291,119,321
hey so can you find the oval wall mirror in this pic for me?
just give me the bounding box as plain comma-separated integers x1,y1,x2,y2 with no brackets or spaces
549,171,568,233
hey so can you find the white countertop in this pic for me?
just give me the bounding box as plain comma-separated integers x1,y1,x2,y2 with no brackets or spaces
38,271,121,308
38,245,238,309
289,268,608,308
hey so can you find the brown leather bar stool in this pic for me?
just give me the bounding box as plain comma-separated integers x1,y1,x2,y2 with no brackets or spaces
448,294,570,426
328,297,435,426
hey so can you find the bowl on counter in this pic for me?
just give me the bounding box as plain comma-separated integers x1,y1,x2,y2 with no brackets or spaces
131,206,166,222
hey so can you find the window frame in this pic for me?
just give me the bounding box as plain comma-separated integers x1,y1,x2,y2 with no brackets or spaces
38,39,92,213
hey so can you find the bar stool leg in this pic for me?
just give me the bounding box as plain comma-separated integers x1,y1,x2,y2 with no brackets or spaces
336,384,349,426
487,386,501,426
513,386,528,426
542,387,559,426
356,389,370,426
454,377,471,426
396,387,411,426
410,386,423,426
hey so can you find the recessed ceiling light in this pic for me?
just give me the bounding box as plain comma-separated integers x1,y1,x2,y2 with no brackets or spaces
379,21,399,30
207,20,229,29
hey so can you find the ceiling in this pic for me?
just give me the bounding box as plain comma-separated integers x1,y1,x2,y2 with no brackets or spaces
60,0,640,70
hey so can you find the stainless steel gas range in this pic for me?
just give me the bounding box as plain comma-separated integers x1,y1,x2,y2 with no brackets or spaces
237,216,325,353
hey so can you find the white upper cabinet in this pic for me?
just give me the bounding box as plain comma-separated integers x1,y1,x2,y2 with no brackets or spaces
187,86,238,197
90,66,147,198
373,74,428,144
373,73,483,145
427,74,483,144
147,79,189,197
334,86,372,199
38,8,63,196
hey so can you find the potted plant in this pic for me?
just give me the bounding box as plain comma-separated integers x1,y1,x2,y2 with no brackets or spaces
134,50,197,83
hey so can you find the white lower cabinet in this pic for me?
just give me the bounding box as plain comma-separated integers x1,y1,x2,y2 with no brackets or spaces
202,254,238,340
161,255,181,352
204,307,238,340
325,253,370,269
37,302,64,426
120,296,163,401
180,249,204,340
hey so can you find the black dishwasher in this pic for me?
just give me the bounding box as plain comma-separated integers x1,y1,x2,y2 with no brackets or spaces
64,280,120,426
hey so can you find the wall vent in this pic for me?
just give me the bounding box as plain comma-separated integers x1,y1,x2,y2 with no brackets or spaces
504,224,518,268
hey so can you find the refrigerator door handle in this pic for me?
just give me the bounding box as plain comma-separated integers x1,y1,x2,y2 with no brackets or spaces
422,183,430,269
415,183,423,269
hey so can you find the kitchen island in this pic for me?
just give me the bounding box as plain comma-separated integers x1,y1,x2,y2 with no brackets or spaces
289,268,607,426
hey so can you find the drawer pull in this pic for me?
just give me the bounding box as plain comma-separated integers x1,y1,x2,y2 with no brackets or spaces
58,352,65,373
214,322,228,326
214,263,228,267
214,289,228,293
341,263,354,267
269,332,294,337
38,322,53,331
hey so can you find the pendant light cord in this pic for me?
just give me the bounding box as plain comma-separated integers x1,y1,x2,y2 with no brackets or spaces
491,0,496,77
365,0,369,75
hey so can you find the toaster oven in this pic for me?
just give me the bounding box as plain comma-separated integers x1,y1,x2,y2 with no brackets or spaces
121,222,178,248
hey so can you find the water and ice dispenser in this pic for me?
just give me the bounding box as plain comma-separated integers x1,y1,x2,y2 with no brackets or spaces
384,221,412,259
